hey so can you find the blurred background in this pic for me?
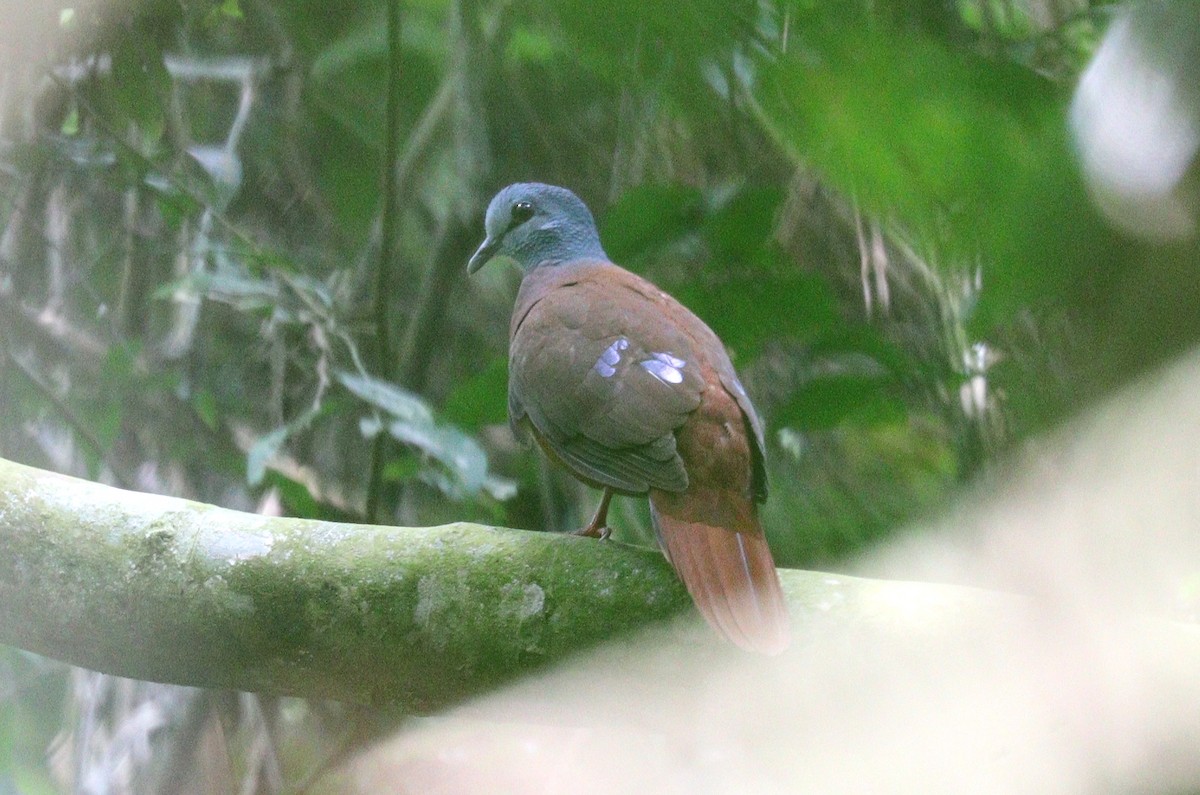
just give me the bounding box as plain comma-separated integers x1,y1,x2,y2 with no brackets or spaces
2,0,1199,791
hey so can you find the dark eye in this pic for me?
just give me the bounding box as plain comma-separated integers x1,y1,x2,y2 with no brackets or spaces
510,200,535,226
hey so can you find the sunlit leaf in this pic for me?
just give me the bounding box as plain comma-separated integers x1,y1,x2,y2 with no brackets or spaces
261,471,321,518
385,419,488,496
482,474,519,502
60,106,79,137
505,26,559,64
335,370,433,424
247,426,290,486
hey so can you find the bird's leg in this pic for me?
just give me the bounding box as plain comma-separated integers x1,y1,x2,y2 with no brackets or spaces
573,487,613,540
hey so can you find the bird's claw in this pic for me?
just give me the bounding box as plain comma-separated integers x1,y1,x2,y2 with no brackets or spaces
573,523,611,540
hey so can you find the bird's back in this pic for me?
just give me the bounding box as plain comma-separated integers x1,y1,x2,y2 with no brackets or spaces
509,259,789,653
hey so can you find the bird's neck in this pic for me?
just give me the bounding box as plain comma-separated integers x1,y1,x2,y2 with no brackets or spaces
521,223,606,272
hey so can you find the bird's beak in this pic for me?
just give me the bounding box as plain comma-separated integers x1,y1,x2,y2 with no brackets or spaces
467,237,498,274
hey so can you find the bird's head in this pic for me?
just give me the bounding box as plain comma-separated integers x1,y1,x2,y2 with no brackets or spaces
467,183,607,274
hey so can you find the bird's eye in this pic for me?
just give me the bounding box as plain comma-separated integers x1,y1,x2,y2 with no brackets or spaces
510,201,535,226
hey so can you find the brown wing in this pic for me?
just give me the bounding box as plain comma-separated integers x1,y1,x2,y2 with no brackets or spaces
508,262,707,494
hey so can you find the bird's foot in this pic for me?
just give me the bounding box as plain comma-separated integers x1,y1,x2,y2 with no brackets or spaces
573,487,614,539
572,522,611,540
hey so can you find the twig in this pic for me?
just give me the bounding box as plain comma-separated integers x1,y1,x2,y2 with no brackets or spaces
394,215,475,391
365,0,405,523
1,346,136,489
348,67,456,288
287,710,378,795
393,0,491,392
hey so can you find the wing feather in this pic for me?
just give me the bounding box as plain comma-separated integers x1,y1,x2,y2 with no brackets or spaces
508,264,706,494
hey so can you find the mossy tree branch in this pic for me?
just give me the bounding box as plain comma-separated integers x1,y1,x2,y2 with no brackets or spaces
0,456,700,710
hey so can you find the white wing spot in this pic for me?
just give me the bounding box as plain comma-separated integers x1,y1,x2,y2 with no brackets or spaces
653,351,686,368
641,352,686,385
593,337,629,378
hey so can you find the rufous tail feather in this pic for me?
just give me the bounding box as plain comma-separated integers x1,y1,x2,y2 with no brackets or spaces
650,491,790,654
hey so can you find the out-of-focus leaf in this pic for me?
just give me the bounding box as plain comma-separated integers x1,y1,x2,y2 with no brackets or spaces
261,471,320,518
217,0,243,20
309,8,448,81
107,37,170,149
775,372,907,430
142,174,205,228
310,13,387,81
60,107,79,136
382,456,422,483
703,186,784,264
385,419,488,497
751,12,1107,334
359,415,383,439
807,326,928,384
482,474,519,502
441,357,509,429
505,26,559,65
54,134,116,169
600,184,704,263
187,145,242,211
192,388,219,431
153,268,280,312
247,426,290,486
672,266,839,358
246,403,323,486
335,370,433,424
549,0,758,89
339,369,493,498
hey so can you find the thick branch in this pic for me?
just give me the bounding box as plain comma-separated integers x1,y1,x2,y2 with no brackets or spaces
0,456,696,710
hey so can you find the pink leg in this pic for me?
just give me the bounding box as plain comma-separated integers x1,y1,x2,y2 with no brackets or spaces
573,488,613,540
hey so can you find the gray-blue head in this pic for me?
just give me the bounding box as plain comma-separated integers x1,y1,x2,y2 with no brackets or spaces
467,183,607,274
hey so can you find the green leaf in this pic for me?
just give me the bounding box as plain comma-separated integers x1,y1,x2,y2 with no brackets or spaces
60,106,79,137
749,11,1097,334
775,367,907,431
385,419,488,497
310,13,387,80
247,426,290,486
219,0,243,20
335,370,433,424
382,456,422,483
703,186,784,264
107,37,170,150
505,26,560,64
246,404,322,486
671,266,839,358
600,185,704,263
339,370,492,498
192,388,219,431
261,471,321,518
441,357,509,429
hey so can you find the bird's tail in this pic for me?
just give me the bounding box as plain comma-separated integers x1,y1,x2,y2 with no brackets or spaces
649,489,790,654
